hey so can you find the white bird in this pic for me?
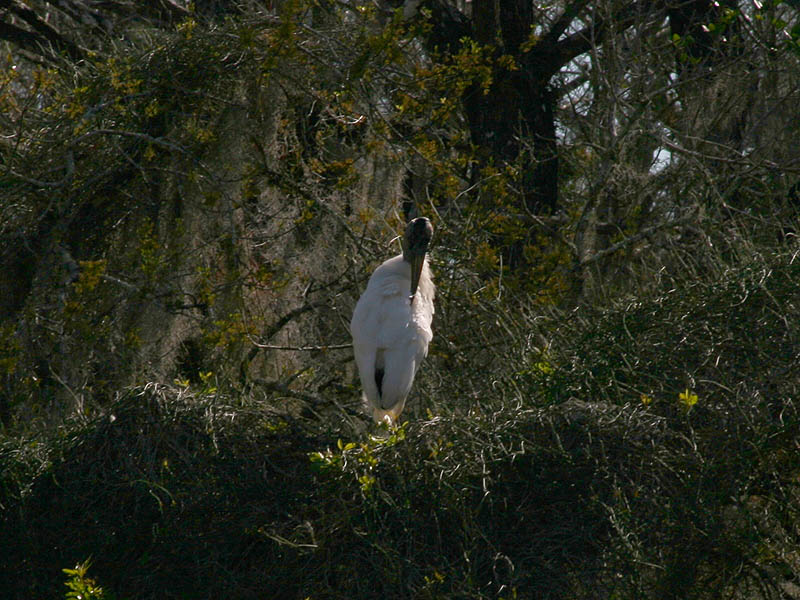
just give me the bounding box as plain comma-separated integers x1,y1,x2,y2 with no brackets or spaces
350,217,435,424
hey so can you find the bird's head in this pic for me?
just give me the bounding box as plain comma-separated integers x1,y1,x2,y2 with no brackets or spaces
402,217,433,303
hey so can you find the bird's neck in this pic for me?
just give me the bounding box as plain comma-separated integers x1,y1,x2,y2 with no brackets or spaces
414,259,434,301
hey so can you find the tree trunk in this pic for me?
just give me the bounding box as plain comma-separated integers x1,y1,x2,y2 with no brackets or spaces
465,0,560,216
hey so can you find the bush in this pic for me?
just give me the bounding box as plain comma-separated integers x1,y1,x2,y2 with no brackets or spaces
1,383,321,599
2,253,797,599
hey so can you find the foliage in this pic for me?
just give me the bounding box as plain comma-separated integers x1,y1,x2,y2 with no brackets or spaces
63,559,112,600
1,250,799,599
0,383,323,599
1,1,800,598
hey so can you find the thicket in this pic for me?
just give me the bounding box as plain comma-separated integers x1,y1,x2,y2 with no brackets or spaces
1,1,799,598
2,249,798,599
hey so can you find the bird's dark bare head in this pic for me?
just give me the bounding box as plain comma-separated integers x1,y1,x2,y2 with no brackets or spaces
402,217,433,261
403,217,433,302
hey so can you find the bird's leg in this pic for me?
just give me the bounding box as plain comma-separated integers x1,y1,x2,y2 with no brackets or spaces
375,368,384,398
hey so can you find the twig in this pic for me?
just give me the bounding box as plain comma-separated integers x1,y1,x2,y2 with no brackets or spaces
253,377,363,418
239,302,328,385
249,341,352,351
577,212,696,269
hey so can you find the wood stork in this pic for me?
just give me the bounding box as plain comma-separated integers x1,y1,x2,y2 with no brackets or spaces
350,217,435,424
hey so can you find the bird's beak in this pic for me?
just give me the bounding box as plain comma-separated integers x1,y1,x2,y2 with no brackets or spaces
409,253,425,303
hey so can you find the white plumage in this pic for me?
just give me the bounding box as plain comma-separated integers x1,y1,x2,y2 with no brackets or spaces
350,218,435,424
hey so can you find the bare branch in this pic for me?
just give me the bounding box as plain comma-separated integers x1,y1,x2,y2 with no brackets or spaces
252,377,363,418
249,341,352,352
543,0,591,46
578,212,697,270
2,0,85,61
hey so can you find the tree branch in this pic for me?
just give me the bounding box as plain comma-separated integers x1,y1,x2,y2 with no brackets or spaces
577,212,696,269
249,341,352,352
543,0,591,46
239,302,329,386
252,377,363,418
3,0,85,61
531,0,654,82
0,20,53,59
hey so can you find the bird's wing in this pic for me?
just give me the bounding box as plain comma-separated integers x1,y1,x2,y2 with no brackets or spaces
377,278,402,297
375,299,429,412
377,339,422,411
350,290,381,409
375,293,412,348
